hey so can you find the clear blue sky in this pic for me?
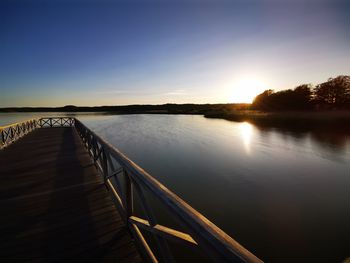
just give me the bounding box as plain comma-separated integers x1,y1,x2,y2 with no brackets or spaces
1,0,349,107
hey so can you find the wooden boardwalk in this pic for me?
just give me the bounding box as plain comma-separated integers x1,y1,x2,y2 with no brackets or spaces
0,127,143,262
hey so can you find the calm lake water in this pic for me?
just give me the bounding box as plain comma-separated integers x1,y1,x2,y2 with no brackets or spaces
1,113,350,262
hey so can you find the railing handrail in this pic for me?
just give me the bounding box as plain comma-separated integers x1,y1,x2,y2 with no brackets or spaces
0,117,75,149
0,117,74,131
0,118,38,130
0,118,39,149
0,117,262,262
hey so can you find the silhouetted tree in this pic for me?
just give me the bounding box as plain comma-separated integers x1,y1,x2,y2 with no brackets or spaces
268,89,295,110
252,85,312,111
293,84,313,110
314,75,350,109
251,89,274,110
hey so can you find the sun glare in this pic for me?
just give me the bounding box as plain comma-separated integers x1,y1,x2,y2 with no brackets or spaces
239,122,253,154
230,78,266,103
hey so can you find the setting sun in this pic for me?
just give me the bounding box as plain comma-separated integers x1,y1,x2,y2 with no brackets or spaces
230,78,266,103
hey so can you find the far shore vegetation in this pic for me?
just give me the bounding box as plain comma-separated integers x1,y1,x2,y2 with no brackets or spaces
206,75,350,132
1,75,350,131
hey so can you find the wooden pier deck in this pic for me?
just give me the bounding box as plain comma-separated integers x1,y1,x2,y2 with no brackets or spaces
0,127,143,262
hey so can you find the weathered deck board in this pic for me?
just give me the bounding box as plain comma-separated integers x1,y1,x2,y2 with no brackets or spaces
0,127,143,262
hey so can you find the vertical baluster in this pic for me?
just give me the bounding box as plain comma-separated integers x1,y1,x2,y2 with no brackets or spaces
102,148,108,181
90,135,95,156
10,127,14,141
84,131,91,152
5,129,9,144
124,170,134,221
93,137,98,160
1,130,4,146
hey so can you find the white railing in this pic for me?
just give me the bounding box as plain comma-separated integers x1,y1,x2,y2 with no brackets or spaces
0,119,38,149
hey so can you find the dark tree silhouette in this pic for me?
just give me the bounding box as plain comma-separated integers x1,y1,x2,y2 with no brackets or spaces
293,84,313,109
252,85,312,111
251,89,274,110
252,75,350,111
314,75,350,109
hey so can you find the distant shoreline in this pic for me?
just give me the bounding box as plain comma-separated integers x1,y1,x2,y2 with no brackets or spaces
1,104,350,132
0,103,248,115
0,103,241,113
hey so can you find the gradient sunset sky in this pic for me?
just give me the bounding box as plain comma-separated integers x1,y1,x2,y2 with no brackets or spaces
1,0,349,107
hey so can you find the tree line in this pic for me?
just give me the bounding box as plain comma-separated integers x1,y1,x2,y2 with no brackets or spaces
252,75,350,111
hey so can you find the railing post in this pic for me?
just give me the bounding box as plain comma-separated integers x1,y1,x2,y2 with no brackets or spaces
1,130,4,146
124,170,134,220
88,132,94,154
102,149,108,181
92,137,98,160
50,118,53,127
10,127,14,140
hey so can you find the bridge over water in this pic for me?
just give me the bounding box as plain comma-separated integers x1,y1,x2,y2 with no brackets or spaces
0,117,262,263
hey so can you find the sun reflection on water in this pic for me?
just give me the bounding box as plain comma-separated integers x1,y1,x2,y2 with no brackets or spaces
239,122,253,154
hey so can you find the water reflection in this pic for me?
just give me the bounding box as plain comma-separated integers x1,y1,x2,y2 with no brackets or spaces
239,122,253,154
254,124,350,162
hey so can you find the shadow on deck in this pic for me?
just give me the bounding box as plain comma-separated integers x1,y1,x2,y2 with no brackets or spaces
0,127,143,262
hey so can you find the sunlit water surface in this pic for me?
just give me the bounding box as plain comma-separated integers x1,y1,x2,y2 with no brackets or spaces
1,113,350,262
